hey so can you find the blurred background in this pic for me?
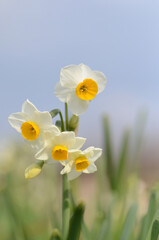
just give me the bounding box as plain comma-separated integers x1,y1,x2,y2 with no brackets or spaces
1,0,159,165
0,0,159,239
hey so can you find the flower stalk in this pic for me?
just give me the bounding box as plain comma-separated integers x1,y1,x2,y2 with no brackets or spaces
62,102,70,240
50,109,65,132
62,173,70,240
65,102,69,131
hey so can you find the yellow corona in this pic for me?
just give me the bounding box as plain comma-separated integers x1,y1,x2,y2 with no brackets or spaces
76,79,98,101
21,121,40,141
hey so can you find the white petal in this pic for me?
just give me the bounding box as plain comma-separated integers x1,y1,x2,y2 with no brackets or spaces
83,147,95,158
29,137,43,150
22,99,38,115
84,147,102,162
72,137,86,149
38,130,55,147
35,146,50,160
60,160,69,166
67,170,81,180
79,63,93,79
33,111,52,129
60,65,82,88
47,125,61,135
68,92,89,116
92,71,107,94
60,162,73,174
54,82,73,102
83,162,97,173
53,131,76,149
8,112,27,132
67,150,82,162
90,148,102,162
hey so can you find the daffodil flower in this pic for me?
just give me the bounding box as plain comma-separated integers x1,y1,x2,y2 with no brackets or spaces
60,147,102,180
35,130,86,162
54,64,107,115
8,99,59,146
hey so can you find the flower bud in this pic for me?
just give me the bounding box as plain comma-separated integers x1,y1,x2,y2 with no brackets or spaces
68,115,79,132
25,160,44,179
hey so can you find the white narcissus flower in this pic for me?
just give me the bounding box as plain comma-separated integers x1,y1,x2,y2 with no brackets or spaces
35,130,86,162
54,64,107,115
8,99,59,146
60,147,102,180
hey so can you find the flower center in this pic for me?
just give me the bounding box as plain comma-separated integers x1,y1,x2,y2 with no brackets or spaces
52,145,68,161
21,121,39,141
75,156,89,171
76,79,98,101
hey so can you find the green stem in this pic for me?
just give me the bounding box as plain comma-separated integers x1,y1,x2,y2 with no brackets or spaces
62,174,70,240
59,111,65,132
62,102,70,240
49,109,65,132
65,103,69,131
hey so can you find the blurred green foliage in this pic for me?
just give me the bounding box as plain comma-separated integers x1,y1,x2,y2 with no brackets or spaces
1,112,159,240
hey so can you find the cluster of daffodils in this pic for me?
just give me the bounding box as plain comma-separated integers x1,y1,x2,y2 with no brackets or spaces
8,64,107,180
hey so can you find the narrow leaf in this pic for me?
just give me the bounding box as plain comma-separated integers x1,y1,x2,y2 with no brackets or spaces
97,207,112,240
67,202,85,240
120,203,138,240
116,130,129,188
138,192,156,240
81,221,90,240
145,207,159,240
103,116,116,190
151,220,159,240
70,191,89,240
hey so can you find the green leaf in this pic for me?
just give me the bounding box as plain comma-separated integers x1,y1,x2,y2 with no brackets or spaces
68,115,79,131
50,109,61,118
145,204,159,240
151,220,159,240
98,219,107,240
116,130,129,189
103,116,116,190
98,210,112,240
50,109,65,131
70,191,89,240
132,110,147,165
2,189,29,240
120,203,138,240
138,192,157,240
81,221,90,240
50,229,62,240
67,202,85,240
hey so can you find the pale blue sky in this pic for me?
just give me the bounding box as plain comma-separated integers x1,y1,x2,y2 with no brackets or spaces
0,0,159,147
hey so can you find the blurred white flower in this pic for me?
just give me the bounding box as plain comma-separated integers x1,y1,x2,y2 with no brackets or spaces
60,147,102,180
8,99,59,146
54,64,107,115
35,130,86,162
